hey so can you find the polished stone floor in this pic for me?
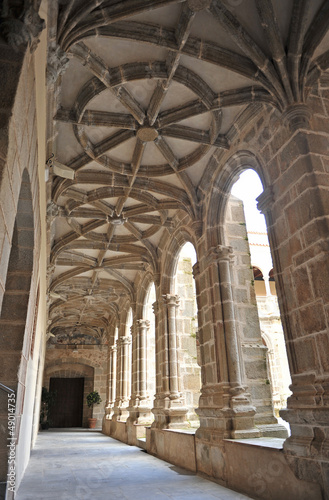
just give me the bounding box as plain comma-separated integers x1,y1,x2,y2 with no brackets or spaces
16,429,252,500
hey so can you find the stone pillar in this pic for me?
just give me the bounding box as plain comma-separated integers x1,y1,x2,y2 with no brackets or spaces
127,319,153,426
166,295,181,398
113,336,131,422
217,246,244,395
151,295,188,429
105,345,117,419
194,247,260,441
121,336,131,406
264,274,272,296
257,104,329,494
138,319,150,401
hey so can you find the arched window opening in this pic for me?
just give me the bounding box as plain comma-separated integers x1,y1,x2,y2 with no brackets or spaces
144,283,156,417
231,169,291,426
269,268,277,295
253,266,266,296
173,242,201,427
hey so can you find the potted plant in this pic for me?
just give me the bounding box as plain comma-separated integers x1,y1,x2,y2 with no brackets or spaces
86,390,102,428
40,387,57,430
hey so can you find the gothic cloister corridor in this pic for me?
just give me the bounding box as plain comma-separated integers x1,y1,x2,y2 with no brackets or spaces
15,430,251,500
1,0,329,499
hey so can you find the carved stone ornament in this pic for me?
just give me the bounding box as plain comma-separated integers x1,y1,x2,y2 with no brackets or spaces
46,200,60,219
47,45,70,86
0,1,45,52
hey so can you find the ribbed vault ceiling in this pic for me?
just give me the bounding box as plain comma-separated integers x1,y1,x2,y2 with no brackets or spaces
48,0,329,342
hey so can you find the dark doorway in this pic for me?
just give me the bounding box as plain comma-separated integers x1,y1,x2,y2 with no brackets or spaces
49,378,84,427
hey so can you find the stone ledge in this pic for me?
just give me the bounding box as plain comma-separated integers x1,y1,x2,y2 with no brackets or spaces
225,436,285,450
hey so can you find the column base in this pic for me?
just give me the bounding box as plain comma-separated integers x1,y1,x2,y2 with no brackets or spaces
127,404,153,425
196,384,260,439
279,374,329,497
104,405,114,419
151,406,188,429
112,405,129,422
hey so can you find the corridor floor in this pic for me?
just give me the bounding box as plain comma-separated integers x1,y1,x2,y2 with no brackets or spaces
16,430,252,500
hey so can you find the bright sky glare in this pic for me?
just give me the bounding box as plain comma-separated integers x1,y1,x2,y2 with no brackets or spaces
231,169,267,233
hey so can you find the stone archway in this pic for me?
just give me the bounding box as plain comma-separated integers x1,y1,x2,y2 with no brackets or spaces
44,362,94,428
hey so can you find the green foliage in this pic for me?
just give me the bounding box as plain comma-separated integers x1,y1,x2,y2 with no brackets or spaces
86,391,102,408
40,387,57,425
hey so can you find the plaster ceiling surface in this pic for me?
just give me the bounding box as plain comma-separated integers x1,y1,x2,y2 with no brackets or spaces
48,0,329,342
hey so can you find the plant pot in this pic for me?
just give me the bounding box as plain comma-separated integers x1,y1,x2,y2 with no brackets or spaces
41,421,49,430
88,418,97,429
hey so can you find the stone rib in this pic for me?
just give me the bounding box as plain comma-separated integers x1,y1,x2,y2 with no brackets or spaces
61,0,185,50
160,124,229,149
55,108,137,129
147,3,196,125
209,1,286,107
287,0,310,101
255,0,293,104
300,0,329,97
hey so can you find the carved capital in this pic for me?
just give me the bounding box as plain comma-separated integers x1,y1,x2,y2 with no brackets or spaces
47,45,70,87
1,2,45,53
282,104,311,132
118,335,132,346
162,294,180,308
216,245,234,263
46,201,60,220
136,319,150,329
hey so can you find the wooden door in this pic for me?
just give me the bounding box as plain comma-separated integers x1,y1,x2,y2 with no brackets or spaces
49,378,84,428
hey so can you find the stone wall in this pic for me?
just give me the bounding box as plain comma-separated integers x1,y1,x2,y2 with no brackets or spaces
0,1,48,494
44,346,108,425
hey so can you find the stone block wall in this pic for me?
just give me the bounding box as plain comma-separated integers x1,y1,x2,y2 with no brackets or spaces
0,6,48,494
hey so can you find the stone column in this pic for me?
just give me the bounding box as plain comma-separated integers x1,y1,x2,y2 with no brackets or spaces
113,336,131,422
193,248,260,441
138,319,150,401
151,295,187,429
121,336,131,406
105,345,117,419
257,104,329,493
216,246,244,395
264,274,272,297
166,295,181,399
127,319,153,427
